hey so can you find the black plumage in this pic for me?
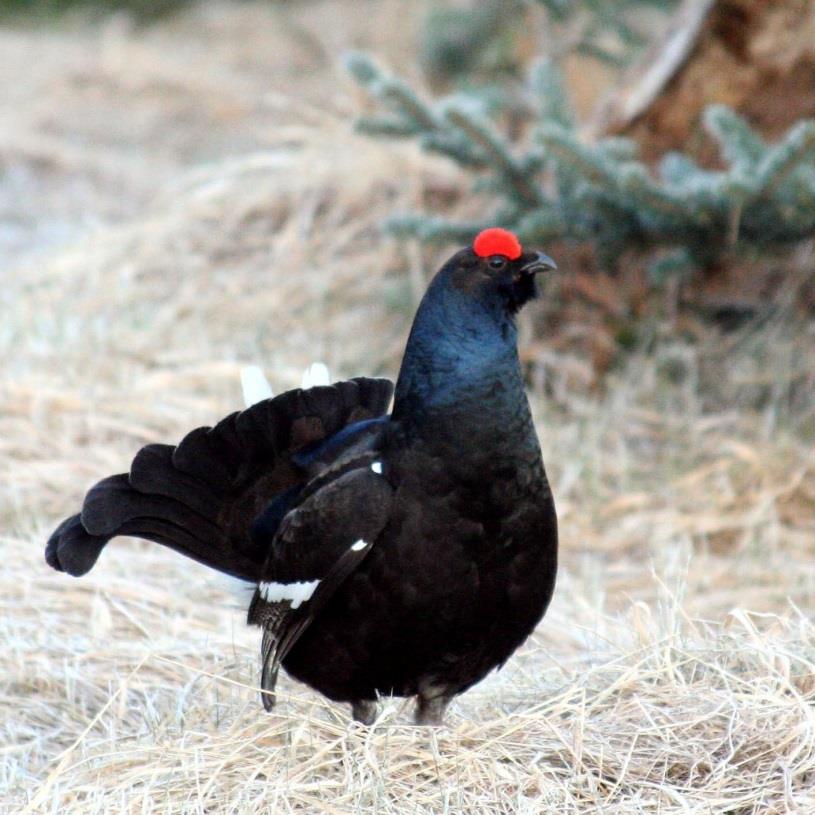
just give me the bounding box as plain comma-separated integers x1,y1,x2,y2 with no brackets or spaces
46,230,559,725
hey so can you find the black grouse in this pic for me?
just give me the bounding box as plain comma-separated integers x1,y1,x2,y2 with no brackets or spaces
46,227,559,725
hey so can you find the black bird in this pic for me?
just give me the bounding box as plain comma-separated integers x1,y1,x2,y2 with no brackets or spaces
46,227,558,725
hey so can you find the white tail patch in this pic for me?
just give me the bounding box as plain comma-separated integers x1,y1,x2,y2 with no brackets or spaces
259,579,319,609
350,539,368,552
301,362,331,388
370,461,383,475
241,365,274,407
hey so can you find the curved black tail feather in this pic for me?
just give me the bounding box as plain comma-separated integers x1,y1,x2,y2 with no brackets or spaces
45,377,393,580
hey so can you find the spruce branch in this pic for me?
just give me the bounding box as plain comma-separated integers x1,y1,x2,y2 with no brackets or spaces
529,59,575,131
703,104,766,171
618,163,696,220
753,120,815,198
348,50,815,277
443,105,545,207
658,152,705,186
345,52,440,133
419,132,487,168
596,137,639,163
355,116,426,139
515,206,568,242
536,124,624,189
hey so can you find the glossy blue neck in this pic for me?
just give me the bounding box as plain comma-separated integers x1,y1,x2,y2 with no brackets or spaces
392,268,522,425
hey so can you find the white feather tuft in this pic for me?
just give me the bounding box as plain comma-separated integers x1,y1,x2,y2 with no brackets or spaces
241,365,274,407
259,579,320,609
301,362,331,389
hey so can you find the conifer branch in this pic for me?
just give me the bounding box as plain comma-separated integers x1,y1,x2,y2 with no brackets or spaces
348,49,815,276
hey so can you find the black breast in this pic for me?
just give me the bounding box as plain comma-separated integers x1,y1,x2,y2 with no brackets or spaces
282,438,557,703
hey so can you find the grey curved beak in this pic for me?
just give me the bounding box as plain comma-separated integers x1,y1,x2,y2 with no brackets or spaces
521,251,558,274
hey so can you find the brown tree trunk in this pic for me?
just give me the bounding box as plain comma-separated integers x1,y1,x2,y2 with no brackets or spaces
592,0,815,163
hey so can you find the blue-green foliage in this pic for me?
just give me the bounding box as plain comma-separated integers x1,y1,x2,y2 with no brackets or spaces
347,53,815,272
535,0,676,66
1,0,191,20
420,0,676,87
420,0,522,85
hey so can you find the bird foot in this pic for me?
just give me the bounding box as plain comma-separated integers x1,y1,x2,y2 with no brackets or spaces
351,699,377,725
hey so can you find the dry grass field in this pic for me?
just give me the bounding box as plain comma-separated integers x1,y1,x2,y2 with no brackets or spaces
1,3,814,813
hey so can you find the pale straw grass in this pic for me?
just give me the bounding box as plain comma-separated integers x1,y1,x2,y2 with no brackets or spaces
1,3,814,813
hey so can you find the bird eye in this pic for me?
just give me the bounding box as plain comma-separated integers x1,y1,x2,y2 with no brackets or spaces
488,255,506,270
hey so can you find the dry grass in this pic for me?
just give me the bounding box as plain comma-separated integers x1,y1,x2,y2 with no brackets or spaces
1,3,815,813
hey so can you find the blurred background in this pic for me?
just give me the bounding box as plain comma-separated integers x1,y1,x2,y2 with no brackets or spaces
2,1,814,812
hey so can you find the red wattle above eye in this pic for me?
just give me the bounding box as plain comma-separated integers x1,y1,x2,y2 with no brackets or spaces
473,228,522,260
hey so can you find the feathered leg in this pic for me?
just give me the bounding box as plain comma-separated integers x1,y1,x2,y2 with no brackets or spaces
415,690,452,725
351,700,377,725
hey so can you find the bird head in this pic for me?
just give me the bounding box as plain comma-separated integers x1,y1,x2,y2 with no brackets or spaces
393,229,557,418
442,227,557,317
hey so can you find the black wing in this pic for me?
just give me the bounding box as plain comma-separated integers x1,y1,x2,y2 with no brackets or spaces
247,457,394,710
46,378,393,580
